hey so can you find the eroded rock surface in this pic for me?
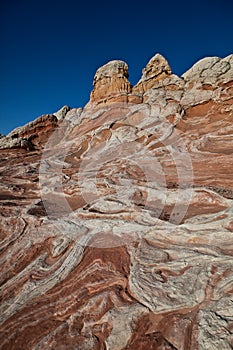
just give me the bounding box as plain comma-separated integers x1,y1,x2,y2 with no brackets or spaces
90,60,131,104
0,53,233,350
133,53,172,95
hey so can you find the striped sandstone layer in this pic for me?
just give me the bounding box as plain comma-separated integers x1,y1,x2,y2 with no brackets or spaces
0,53,233,349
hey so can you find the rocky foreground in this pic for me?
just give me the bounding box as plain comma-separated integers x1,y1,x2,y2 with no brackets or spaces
0,54,233,349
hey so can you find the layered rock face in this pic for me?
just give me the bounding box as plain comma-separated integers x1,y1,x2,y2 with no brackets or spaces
90,60,131,103
0,53,233,350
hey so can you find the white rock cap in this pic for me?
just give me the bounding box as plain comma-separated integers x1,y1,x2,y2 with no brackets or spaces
93,60,129,83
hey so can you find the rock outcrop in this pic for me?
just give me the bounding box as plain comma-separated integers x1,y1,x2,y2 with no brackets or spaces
90,60,131,103
133,53,172,94
0,114,59,149
0,53,233,350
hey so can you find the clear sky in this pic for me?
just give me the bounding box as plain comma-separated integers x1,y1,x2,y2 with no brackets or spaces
1,0,233,135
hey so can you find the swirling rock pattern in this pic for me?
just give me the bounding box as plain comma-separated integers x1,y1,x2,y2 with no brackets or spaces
0,53,233,349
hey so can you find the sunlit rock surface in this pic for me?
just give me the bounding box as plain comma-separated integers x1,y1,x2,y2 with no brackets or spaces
0,53,233,350
90,60,131,104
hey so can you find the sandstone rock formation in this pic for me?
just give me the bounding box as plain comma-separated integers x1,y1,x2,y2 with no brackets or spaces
90,60,131,103
133,53,172,95
0,53,233,350
0,114,59,150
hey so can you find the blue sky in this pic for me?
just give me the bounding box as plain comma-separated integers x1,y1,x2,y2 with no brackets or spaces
1,0,233,135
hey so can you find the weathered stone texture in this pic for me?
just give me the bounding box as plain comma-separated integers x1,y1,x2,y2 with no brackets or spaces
90,60,131,103
0,53,233,349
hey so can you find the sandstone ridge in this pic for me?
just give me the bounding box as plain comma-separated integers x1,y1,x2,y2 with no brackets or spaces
0,53,233,350
88,53,233,106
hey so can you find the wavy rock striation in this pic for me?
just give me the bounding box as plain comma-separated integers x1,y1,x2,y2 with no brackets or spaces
0,53,233,350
